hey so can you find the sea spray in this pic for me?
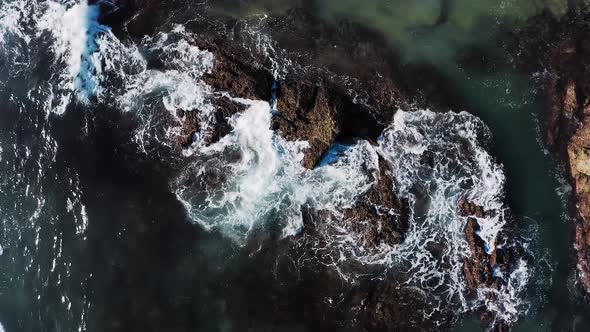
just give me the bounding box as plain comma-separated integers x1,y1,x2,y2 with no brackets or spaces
84,24,218,149
174,98,378,241
37,1,107,113
174,104,526,322
377,109,521,320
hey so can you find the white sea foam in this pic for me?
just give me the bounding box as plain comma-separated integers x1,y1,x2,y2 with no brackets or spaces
0,0,110,113
379,110,507,253
113,31,214,113
0,1,43,90
35,1,107,113
376,109,522,320
478,259,531,326
86,25,217,147
175,99,377,241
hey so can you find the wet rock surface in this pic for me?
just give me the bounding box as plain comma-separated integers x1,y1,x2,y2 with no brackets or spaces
272,80,386,168
514,9,590,293
340,155,409,249
116,0,403,168
458,199,515,330
95,1,522,331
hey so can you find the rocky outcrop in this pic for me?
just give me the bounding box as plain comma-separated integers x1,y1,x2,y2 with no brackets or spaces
340,155,409,249
459,199,495,290
544,30,590,292
193,33,274,102
175,96,248,148
182,38,388,167
98,1,520,331
572,125,590,291
110,1,402,169
272,80,386,168
515,11,590,292
458,199,516,331
272,83,339,168
299,155,409,256
186,24,395,168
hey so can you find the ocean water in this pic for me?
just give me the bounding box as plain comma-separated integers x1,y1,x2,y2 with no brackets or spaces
0,0,588,331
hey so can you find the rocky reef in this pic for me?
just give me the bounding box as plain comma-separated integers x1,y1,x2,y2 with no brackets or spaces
514,8,590,293
96,0,520,330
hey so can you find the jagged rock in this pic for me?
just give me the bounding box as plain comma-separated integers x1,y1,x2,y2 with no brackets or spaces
188,29,390,169
272,80,385,168
458,198,498,290
298,155,409,254
105,1,399,169
340,155,409,248
272,83,339,169
570,115,590,291
192,33,274,102
515,10,590,292
458,198,515,331
175,96,248,148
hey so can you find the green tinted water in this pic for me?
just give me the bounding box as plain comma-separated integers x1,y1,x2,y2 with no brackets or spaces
210,0,590,330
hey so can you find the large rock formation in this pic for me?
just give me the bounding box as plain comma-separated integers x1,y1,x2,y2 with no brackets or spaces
111,0,406,169
97,1,520,330
341,155,410,248
514,9,590,292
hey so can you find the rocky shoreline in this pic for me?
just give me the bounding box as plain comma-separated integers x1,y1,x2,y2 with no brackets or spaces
512,8,590,294
94,0,543,330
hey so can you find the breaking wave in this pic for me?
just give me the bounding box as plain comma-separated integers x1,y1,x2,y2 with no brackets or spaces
85,23,219,149
77,13,527,322
37,0,107,110
377,110,525,322
174,98,378,241
0,0,106,114
0,0,530,328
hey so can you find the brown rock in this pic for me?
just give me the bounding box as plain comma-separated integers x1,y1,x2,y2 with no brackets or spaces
103,0,403,170
340,155,409,250
299,155,409,255
521,13,590,292
570,116,590,290
192,33,274,102
458,198,518,329
272,83,338,169
459,199,496,290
